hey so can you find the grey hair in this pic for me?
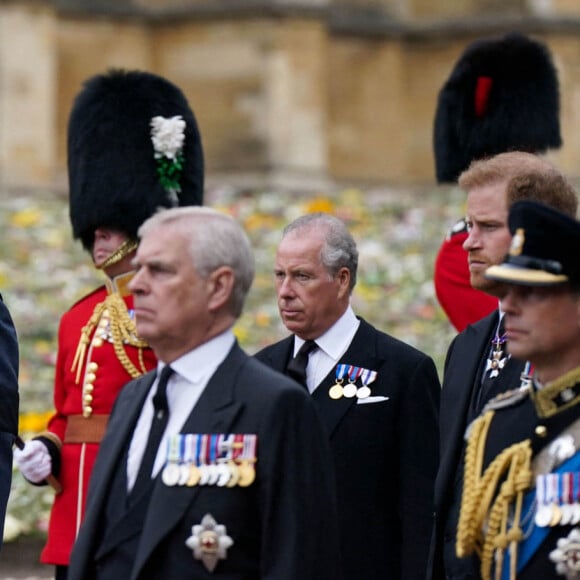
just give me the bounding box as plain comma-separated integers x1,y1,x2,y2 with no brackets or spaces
283,213,358,291
138,206,255,318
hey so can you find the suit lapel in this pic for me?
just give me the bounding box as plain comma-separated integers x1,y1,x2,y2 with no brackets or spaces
437,312,498,507
96,372,156,501
78,372,156,566
312,320,379,438
132,344,247,577
257,336,293,374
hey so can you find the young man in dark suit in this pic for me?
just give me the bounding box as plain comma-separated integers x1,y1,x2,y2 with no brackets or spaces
68,207,341,580
255,212,441,580
431,152,578,580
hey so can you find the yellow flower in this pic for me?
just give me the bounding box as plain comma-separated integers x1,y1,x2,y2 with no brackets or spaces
232,325,249,344
304,198,334,214
254,311,271,327
10,208,42,228
19,411,53,435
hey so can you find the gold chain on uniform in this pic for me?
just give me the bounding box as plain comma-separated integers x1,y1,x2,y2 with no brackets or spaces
71,292,149,382
456,410,533,580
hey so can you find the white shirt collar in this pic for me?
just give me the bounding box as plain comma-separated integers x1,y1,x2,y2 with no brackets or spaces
159,329,236,385
294,305,359,360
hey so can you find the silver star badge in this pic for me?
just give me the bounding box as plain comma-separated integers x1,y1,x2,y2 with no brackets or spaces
549,527,580,578
185,513,234,572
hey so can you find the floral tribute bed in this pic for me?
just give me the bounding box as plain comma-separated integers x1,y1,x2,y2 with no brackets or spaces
1,182,461,541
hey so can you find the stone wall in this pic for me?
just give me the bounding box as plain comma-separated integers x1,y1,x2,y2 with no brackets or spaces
2,0,580,190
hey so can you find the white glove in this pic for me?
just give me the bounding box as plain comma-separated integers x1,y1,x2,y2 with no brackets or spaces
14,440,52,483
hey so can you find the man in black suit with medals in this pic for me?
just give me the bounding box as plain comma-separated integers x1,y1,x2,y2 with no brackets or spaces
456,200,580,579
255,213,441,580
68,207,341,580
430,152,578,579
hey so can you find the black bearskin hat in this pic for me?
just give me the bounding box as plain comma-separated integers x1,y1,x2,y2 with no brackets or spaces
434,32,561,183
68,69,204,249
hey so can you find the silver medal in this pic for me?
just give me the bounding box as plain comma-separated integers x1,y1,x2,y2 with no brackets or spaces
343,383,357,398
162,463,180,487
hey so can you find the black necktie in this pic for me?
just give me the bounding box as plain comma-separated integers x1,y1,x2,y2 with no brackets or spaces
286,340,318,388
131,365,174,499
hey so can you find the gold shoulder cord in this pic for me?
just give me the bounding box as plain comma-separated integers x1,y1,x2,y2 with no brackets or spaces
71,293,149,382
456,410,533,580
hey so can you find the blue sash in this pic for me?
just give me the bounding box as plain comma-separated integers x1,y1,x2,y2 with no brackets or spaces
500,451,580,580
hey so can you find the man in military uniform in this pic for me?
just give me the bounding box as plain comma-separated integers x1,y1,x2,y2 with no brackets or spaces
430,152,578,580
455,200,580,579
14,69,204,579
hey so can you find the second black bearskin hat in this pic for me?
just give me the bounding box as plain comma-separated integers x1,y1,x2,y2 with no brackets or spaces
434,32,561,183
68,69,204,250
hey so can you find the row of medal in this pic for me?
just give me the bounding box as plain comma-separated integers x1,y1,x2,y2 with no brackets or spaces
161,433,257,488
328,364,377,400
535,472,580,527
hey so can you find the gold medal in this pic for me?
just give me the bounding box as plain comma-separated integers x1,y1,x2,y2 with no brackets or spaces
237,460,256,487
549,503,562,527
187,464,201,487
329,383,344,400
226,460,240,488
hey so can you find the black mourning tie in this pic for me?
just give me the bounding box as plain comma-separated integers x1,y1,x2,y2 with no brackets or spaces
131,365,174,499
286,340,318,388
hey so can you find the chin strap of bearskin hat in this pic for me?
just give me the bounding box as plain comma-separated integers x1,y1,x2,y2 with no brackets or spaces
456,410,533,580
95,239,139,271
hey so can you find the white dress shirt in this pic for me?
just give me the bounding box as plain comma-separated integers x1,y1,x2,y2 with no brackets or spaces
126,330,235,490
293,305,360,394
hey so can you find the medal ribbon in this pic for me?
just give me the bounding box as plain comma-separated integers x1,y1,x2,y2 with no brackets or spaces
347,366,362,384
233,434,244,463
167,434,181,465
242,434,257,462
335,364,349,383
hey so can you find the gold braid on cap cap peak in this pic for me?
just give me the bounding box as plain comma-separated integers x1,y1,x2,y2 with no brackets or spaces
95,239,138,271
456,410,533,580
71,293,149,382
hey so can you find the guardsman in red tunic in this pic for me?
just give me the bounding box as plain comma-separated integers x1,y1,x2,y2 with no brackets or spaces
14,69,204,580
432,32,562,332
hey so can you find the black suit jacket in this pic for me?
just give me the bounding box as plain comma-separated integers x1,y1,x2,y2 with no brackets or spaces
0,296,18,551
429,310,526,580
256,318,440,580
69,342,341,580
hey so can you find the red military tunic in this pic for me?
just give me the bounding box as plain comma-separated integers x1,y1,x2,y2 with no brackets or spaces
39,271,156,565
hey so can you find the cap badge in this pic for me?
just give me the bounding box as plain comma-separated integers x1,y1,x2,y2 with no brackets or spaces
510,228,525,256
185,513,234,572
